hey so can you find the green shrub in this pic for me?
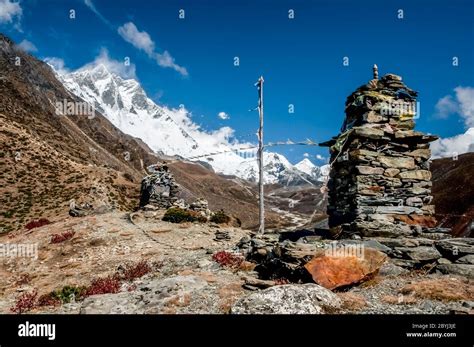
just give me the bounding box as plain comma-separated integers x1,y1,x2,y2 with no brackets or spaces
210,210,231,224
162,207,208,223
51,285,86,303
163,207,197,223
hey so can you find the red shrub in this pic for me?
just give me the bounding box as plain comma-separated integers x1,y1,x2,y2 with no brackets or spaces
10,289,38,314
120,261,151,281
37,293,61,307
50,231,75,244
212,251,244,268
85,276,121,296
25,218,51,231
274,278,290,285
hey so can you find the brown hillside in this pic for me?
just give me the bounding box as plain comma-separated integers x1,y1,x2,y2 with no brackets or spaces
0,34,289,233
431,152,474,236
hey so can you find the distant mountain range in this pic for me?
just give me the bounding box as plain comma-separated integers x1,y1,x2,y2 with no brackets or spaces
57,63,327,186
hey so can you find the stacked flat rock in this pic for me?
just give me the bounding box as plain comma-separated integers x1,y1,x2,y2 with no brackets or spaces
139,164,180,209
189,198,211,217
320,72,439,238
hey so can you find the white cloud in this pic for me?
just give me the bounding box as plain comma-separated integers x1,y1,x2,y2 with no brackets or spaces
431,128,474,158
84,0,112,27
431,86,474,158
434,95,457,119
154,50,188,76
118,22,155,56
315,154,326,161
118,22,188,76
434,86,474,127
44,57,69,75
16,39,37,52
455,86,474,127
0,0,22,29
303,152,309,157
218,111,230,120
44,48,136,80
78,48,137,79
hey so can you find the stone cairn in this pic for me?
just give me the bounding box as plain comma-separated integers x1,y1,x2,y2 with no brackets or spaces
238,67,473,283
320,66,439,239
139,163,180,209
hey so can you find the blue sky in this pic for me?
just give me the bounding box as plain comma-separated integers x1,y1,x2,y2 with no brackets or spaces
1,0,473,163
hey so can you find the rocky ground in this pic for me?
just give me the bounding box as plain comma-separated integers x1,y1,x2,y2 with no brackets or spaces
0,211,472,315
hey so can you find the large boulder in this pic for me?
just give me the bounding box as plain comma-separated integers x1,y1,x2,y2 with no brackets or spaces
435,238,474,260
304,248,387,290
436,264,474,278
394,246,442,262
80,275,209,314
231,284,341,314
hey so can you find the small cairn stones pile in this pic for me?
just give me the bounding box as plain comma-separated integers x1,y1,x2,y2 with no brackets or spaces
139,163,180,209
189,198,211,218
320,66,439,238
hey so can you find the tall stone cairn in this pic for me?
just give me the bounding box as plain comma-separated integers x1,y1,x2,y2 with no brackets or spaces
321,69,439,238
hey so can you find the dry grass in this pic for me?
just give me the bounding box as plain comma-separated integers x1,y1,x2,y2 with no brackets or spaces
359,275,383,288
337,292,367,311
381,294,418,305
400,277,474,302
238,261,257,272
164,294,192,312
218,282,243,314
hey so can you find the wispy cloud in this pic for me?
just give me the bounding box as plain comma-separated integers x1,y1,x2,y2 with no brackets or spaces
434,95,457,119
218,111,230,120
82,1,188,77
118,22,154,55
45,48,137,80
16,39,37,52
0,0,22,30
79,48,137,79
44,57,69,75
118,22,188,76
83,0,112,28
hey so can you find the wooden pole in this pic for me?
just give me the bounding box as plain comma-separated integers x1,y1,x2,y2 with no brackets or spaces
256,76,265,234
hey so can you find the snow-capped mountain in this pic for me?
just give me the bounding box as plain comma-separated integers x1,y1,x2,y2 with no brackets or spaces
295,158,320,176
55,63,323,185
237,153,322,186
294,158,329,182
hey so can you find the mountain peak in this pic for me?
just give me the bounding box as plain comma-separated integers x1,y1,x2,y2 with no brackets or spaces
295,158,316,174
296,158,316,168
79,63,113,80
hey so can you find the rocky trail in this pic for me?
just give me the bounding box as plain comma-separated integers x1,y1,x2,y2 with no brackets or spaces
1,212,472,314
